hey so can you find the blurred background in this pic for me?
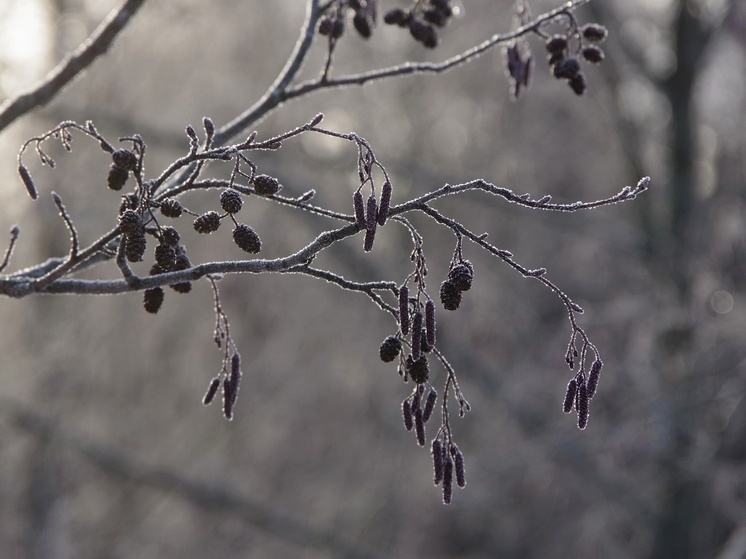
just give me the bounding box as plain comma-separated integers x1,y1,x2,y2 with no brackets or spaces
1,0,745,557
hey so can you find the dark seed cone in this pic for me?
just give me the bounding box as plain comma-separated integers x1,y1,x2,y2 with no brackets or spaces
331,17,345,39
407,354,430,385
442,456,454,504
125,233,147,262
202,377,220,405
318,16,334,35
107,164,129,191
422,388,437,423
220,188,243,214
111,149,137,171
414,407,426,446
253,174,281,196
439,280,462,310
432,439,444,485
143,287,164,314
377,181,392,226
411,311,423,361
425,299,436,347
160,198,183,218
353,191,366,227
449,261,473,291
581,23,608,42
160,226,180,246
587,359,603,399
383,7,410,26
170,249,192,293
379,336,402,363
193,211,221,234
399,285,410,335
563,378,578,413
154,243,177,271
553,57,580,80
545,35,568,54
409,19,438,48
402,399,414,431
576,382,589,429
569,72,587,95
233,224,262,253
353,11,373,38
582,45,605,64
118,210,143,237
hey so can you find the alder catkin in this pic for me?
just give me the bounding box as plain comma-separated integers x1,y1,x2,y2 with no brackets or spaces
425,299,436,348
411,310,423,362
432,438,444,485
202,377,220,405
402,399,413,431
363,192,378,252
18,165,38,200
587,359,603,399
377,180,392,226
414,407,426,446
422,388,437,423
563,378,577,413
576,382,589,429
442,456,454,504
399,285,410,335
353,191,366,227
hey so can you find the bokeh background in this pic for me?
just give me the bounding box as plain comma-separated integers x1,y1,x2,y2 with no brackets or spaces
1,0,745,557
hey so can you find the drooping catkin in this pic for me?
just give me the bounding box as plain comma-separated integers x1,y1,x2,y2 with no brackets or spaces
202,377,220,405
442,455,454,504
454,448,466,488
377,180,392,226
422,388,437,423
399,284,410,335
353,191,366,227
402,399,413,431
363,192,378,252
425,299,436,348
432,438,444,485
411,310,423,362
563,378,577,413
222,378,236,420
587,359,603,398
576,382,589,430
414,407,426,446
18,165,38,200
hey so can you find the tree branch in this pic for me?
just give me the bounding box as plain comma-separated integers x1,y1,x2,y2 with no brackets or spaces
0,0,148,133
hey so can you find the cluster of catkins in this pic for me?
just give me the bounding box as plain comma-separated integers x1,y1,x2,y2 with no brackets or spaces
353,180,392,252
318,0,378,40
202,352,243,420
545,23,608,95
563,358,603,429
384,0,456,48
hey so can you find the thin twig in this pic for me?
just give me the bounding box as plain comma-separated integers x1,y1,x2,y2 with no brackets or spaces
0,0,149,132
0,226,20,274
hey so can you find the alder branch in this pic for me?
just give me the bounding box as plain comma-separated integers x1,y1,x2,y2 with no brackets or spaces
0,0,148,132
